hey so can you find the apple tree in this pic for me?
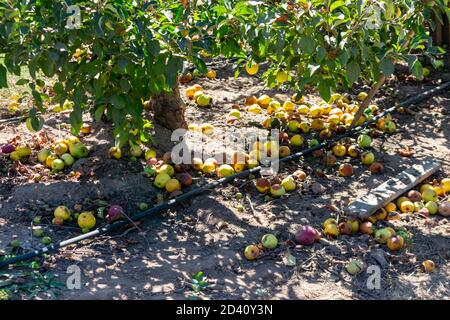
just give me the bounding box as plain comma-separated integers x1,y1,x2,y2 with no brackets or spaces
204,0,449,125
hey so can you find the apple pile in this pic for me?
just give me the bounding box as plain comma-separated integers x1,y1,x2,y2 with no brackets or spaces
51,205,96,232
377,178,450,218
2,144,32,161
321,216,411,251
255,174,298,198
244,233,278,261
108,142,149,161
37,137,88,172
185,84,212,107
234,91,392,178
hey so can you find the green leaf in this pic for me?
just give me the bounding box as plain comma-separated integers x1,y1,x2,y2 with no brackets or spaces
94,105,106,122
110,95,126,109
319,79,331,102
347,61,360,84
380,58,394,77
29,109,44,131
15,79,28,86
0,64,7,88
69,109,82,136
299,36,315,54
408,56,423,80
330,1,345,13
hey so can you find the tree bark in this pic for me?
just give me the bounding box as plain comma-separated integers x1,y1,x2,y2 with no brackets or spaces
152,86,187,131
350,74,386,127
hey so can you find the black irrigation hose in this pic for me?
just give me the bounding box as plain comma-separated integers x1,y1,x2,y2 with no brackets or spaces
1,81,450,269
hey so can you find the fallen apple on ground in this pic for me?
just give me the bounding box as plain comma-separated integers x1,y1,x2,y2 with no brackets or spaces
387,235,404,251
78,212,96,230
261,234,278,249
346,259,364,275
244,245,260,261
270,184,286,197
295,226,319,245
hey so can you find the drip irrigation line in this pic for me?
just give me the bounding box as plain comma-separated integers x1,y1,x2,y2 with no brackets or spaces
1,81,450,269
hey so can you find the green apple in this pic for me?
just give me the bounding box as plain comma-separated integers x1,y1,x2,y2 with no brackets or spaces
384,121,396,133
130,145,143,157
357,134,372,148
51,159,65,171
196,94,211,107
361,151,375,165
69,142,89,158
154,172,171,188
61,153,75,166
261,234,278,249
375,228,391,244
10,239,21,248
37,149,51,163
422,189,437,202
425,201,438,215
42,236,52,245
33,227,44,238
346,259,364,275
287,120,299,133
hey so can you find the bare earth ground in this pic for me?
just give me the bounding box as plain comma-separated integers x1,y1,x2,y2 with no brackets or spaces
0,63,449,300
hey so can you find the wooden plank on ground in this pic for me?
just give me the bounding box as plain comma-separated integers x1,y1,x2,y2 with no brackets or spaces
344,158,441,219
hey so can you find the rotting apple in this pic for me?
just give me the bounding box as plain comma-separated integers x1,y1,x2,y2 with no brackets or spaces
324,223,339,237
177,173,193,187
256,178,271,193
359,221,374,235
338,163,354,177
270,184,286,197
422,260,436,273
369,162,384,174
279,146,291,158
347,145,360,158
332,144,346,157
387,235,404,251
323,218,338,229
386,211,401,221
400,200,415,213
439,201,450,217
244,245,260,261
374,208,388,221
292,170,307,181
338,222,353,235
408,190,422,202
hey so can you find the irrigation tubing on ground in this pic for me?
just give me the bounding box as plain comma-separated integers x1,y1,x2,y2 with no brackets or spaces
1,81,450,269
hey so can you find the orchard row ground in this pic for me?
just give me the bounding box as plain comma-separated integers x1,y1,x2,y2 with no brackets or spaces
0,62,449,299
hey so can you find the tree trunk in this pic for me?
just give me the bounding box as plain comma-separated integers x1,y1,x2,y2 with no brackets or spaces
350,74,386,127
152,86,187,131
